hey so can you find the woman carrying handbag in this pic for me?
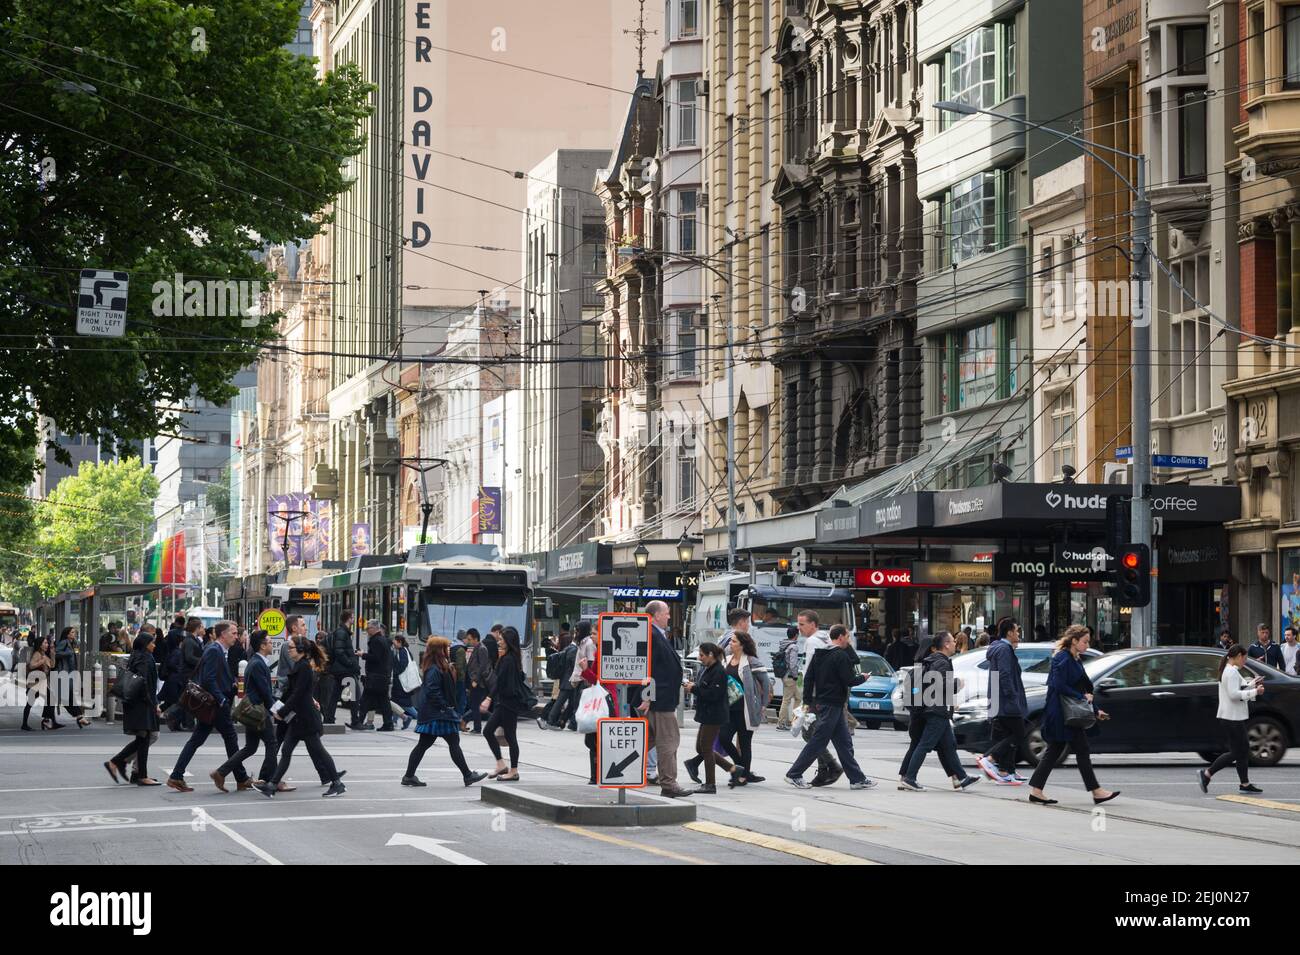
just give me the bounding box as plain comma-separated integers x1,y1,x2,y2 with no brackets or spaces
1028,625,1120,806
1198,644,1266,794
104,633,162,786
401,637,488,787
23,635,59,731
256,636,346,799
391,634,421,731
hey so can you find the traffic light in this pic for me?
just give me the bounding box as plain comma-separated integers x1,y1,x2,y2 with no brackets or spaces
1114,543,1151,608
776,557,793,585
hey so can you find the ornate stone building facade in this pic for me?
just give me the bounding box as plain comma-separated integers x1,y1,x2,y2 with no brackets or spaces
771,0,923,510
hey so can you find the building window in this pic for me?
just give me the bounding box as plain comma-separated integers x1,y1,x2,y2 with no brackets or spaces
675,311,697,378
679,0,698,38
937,316,1015,412
940,21,1016,128
1168,253,1212,416
946,171,997,264
1048,388,1075,478
723,1,735,75
1287,5,1300,88
1062,235,1077,314
1177,24,1207,75
1039,243,1055,323
676,79,697,145
762,92,771,180
678,190,697,254
678,433,697,505
1178,90,1207,182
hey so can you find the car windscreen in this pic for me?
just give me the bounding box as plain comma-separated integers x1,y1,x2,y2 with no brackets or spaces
426,594,528,646
856,653,894,677
748,597,847,629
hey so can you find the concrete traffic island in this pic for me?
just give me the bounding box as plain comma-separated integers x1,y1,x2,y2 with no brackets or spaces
480,783,697,826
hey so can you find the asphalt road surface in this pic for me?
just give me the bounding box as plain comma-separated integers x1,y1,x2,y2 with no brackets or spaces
1,710,1298,865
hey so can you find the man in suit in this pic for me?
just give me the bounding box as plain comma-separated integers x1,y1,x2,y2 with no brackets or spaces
1248,623,1286,671
212,629,278,789
167,620,249,793
637,600,691,798
350,623,394,731
164,617,205,730
324,610,359,724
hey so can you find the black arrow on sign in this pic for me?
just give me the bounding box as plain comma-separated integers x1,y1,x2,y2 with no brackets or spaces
605,750,640,779
610,620,639,651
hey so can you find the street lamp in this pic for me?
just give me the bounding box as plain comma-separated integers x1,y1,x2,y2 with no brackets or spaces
633,542,649,587
676,533,695,568
934,100,1153,647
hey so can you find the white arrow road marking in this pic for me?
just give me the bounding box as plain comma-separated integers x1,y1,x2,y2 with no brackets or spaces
386,832,486,865
193,808,283,865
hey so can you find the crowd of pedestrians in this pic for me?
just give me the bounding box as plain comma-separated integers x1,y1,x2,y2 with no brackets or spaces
12,600,1263,810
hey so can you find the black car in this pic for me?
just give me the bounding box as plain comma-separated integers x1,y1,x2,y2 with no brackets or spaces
952,646,1300,767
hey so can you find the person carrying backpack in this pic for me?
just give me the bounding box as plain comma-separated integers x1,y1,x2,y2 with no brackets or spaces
775,625,800,730
324,610,360,725
540,632,580,730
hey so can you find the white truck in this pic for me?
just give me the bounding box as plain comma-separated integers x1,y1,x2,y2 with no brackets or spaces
690,571,856,699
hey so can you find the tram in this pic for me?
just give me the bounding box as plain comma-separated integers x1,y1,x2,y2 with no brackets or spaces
318,544,535,652
224,565,342,635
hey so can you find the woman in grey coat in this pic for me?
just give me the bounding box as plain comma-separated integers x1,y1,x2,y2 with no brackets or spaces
717,630,772,785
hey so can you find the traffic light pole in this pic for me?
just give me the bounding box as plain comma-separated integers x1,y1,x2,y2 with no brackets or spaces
1130,163,1154,648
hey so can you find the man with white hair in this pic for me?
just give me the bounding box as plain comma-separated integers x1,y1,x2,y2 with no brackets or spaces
637,600,690,797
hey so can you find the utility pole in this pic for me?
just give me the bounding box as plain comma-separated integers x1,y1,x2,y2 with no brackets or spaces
1130,160,1154,648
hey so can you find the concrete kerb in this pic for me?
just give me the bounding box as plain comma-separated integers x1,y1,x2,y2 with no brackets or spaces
480,783,697,826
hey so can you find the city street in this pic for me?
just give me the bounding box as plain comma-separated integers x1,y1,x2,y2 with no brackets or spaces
3,711,1298,866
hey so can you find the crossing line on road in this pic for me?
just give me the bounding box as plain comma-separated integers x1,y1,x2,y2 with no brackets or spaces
555,824,716,865
684,820,876,865
194,808,282,865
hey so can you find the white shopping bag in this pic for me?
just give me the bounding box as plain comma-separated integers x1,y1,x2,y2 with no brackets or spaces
575,685,610,734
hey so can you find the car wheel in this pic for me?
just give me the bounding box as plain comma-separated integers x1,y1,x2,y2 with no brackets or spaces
1197,751,1221,764
1024,723,1069,768
1247,717,1287,767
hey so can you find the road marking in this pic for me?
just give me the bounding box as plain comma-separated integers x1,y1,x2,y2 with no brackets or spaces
0,795,470,821
0,809,495,836
0,785,121,794
1216,794,1300,812
386,832,486,865
685,820,876,865
555,824,715,865
193,808,283,866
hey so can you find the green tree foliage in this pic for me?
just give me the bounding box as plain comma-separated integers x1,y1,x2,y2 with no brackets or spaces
0,446,38,604
24,457,159,595
0,0,371,486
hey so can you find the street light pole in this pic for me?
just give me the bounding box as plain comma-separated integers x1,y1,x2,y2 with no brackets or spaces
934,100,1153,647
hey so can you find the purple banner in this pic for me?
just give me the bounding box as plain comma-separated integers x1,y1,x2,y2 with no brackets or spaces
268,494,332,563
350,522,372,556
477,486,501,534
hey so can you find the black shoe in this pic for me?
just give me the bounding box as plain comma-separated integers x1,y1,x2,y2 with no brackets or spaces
743,771,765,784
1093,791,1121,805
684,756,702,785
19,724,31,731
464,771,488,787
323,780,346,797
810,768,842,788
1197,769,1210,794
1239,783,1263,794
1029,793,1058,805
377,725,395,732
401,775,426,787
727,768,748,788
692,784,717,794
255,782,276,799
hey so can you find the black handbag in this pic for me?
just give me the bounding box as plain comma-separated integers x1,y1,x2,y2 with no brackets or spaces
111,668,145,703
1061,693,1096,729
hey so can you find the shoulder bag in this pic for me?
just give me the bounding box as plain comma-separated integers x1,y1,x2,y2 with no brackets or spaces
1061,693,1096,729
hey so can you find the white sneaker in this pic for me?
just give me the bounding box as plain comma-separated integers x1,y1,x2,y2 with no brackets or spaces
976,755,1002,781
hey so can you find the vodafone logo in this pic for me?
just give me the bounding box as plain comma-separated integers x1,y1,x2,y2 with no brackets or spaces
869,570,885,585
855,567,922,588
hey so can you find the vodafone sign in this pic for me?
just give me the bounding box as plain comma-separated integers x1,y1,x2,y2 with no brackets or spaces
854,567,937,588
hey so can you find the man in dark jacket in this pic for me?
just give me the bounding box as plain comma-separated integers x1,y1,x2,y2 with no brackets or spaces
164,618,205,730
1247,623,1286,670
636,600,690,797
465,629,490,732
785,624,873,790
350,623,394,731
899,631,980,791
167,620,249,793
212,630,279,788
324,610,359,724
977,617,1028,784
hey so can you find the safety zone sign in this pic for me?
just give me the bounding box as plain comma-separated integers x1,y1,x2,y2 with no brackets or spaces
596,612,651,684
597,717,647,788
258,608,286,637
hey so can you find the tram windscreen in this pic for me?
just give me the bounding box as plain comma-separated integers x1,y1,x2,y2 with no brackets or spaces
425,592,528,645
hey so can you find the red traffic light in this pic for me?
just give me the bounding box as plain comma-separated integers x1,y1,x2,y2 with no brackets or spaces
1121,551,1140,570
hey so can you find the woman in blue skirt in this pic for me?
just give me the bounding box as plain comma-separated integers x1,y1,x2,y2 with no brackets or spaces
402,636,488,788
